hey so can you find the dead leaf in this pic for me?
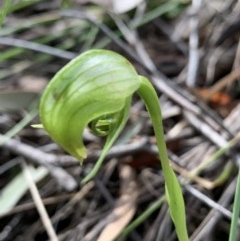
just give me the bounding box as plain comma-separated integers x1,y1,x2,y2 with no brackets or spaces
97,165,138,241
196,88,232,106
18,75,48,93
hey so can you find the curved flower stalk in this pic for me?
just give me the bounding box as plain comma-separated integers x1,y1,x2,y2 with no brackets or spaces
39,49,189,241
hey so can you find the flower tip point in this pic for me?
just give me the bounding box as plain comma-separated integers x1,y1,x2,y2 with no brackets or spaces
31,124,44,129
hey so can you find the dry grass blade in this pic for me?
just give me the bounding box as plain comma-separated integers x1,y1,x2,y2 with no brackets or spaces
2,136,77,191
21,159,59,241
96,165,138,241
0,160,48,216
205,68,240,101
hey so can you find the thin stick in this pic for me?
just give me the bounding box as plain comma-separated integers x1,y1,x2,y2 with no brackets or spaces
21,160,59,241
0,37,76,59
206,68,240,100
187,0,201,87
2,136,77,191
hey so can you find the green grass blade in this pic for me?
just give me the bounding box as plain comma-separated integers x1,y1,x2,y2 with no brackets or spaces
0,100,39,146
229,165,240,241
0,0,12,26
119,196,166,239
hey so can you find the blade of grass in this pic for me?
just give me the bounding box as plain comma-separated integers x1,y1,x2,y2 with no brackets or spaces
131,1,184,28
229,163,240,241
0,99,39,146
0,24,83,61
0,12,60,36
21,160,58,241
0,162,48,216
119,196,166,239
189,134,240,178
9,0,47,12
0,0,12,26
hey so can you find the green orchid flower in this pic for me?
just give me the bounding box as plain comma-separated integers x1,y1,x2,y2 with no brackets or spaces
39,49,189,241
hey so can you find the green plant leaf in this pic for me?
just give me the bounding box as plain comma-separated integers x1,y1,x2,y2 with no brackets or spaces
0,0,12,26
0,164,48,216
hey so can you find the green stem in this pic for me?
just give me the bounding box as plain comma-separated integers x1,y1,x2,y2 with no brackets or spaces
229,166,240,241
137,76,189,241
120,196,166,239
